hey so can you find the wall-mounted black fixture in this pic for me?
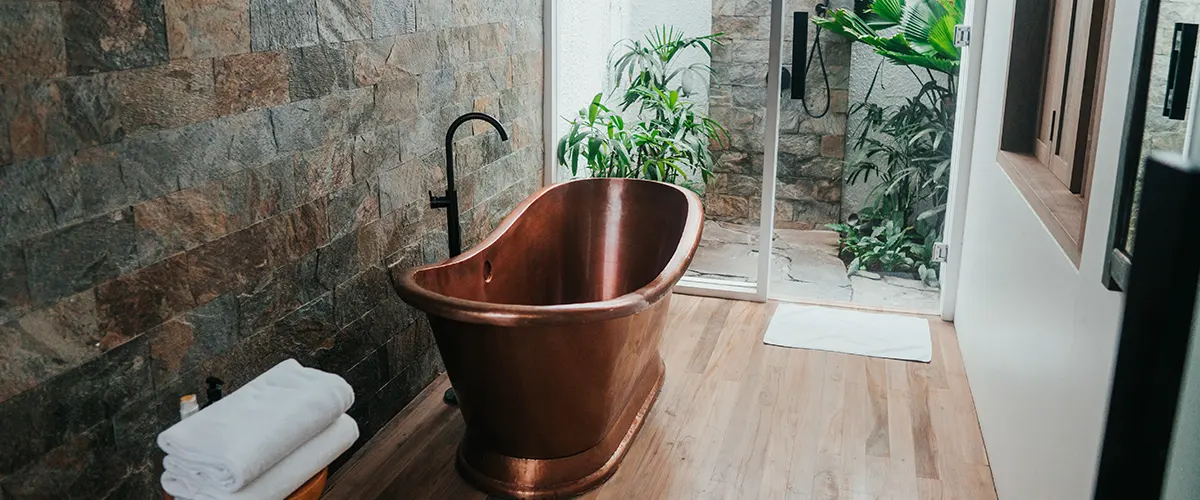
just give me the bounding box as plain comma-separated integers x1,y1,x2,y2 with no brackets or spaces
791,11,809,100
432,112,509,258
433,112,508,407
1164,23,1198,120
790,6,831,118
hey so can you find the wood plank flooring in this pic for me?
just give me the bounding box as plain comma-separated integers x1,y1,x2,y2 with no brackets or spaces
324,295,997,500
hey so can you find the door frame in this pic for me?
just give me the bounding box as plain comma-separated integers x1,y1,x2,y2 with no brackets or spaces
938,0,988,321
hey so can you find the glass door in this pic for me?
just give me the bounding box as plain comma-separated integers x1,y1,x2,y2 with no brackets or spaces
675,0,787,301
1106,0,1200,290
549,0,787,302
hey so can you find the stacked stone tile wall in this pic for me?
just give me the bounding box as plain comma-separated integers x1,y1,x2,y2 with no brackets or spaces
707,0,849,229
0,0,543,496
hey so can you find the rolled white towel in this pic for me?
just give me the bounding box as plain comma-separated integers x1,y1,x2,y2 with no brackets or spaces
157,359,354,493
162,414,359,500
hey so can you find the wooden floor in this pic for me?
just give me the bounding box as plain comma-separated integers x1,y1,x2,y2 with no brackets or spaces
324,295,997,500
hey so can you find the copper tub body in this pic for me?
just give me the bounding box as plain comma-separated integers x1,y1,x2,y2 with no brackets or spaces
392,178,703,498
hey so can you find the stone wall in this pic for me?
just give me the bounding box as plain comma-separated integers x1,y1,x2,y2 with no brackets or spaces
706,0,850,229
0,0,543,496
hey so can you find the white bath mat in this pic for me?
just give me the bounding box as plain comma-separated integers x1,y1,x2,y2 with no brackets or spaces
763,304,932,362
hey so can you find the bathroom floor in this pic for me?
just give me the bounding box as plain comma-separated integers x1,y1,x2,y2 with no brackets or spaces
323,296,996,500
688,221,942,313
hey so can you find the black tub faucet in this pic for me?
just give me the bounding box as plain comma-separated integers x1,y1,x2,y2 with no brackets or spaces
431,112,509,258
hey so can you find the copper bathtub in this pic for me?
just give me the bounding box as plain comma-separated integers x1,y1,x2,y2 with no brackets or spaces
391,178,703,498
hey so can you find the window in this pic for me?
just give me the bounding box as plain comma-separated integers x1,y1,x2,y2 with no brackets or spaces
998,0,1113,264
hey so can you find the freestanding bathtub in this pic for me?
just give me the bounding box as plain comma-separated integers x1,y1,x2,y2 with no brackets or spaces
391,178,703,498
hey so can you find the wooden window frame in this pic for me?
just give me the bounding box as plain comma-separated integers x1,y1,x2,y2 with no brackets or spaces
997,0,1114,265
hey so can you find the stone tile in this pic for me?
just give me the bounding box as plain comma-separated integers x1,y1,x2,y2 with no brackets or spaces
821,134,845,158
849,275,941,313
8,72,126,161
0,292,101,404
510,18,541,53
324,87,377,139
0,422,126,498
453,57,511,102
148,294,240,384
392,32,444,75
372,344,441,426
370,211,414,266
95,253,195,348
271,99,326,153
416,0,453,31
373,0,416,37
72,146,141,220
0,333,150,476
779,134,820,158
779,153,841,180
307,329,385,407
511,50,541,87
25,210,138,307
704,193,752,221
348,37,395,87
113,58,218,135
352,127,401,184
317,233,366,289
333,266,392,328
115,110,276,201
295,140,354,203
0,243,32,325
289,44,354,101
164,0,251,60
223,156,300,232
236,260,323,335
61,0,169,74
185,226,272,305
0,3,68,81
379,162,426,215
272,198,331,264
273,293,337,353
250,0,320,51
316,0,373,43
466,23,507,62
328,180,381,241
132,182,229,264
0,155,80,247
383,317,432,376
713,15,770,41
215,51,290,115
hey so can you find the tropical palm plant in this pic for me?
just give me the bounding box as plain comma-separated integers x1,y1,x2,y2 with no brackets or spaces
557,26,727,191
815,0,963,74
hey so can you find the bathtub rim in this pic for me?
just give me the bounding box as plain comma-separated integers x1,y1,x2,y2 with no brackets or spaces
391,177,704,327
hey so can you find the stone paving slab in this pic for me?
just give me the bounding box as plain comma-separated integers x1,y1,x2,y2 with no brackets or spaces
687,221,940,312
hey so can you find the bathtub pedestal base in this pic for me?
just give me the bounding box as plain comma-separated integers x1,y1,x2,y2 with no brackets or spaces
455,357,666,499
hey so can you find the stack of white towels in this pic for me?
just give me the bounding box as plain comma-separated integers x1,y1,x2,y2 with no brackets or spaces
157,359,360,500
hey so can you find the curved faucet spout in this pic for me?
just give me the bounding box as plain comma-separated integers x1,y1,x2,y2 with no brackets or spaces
432,112,510,259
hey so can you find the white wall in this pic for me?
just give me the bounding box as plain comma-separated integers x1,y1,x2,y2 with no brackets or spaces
953,0,1140,498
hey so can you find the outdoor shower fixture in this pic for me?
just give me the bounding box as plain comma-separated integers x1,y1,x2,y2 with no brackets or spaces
786,3,832,118
431,112,510,258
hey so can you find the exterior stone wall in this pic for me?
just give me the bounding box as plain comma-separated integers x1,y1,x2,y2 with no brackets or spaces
0,0,543,496
706,0,850,229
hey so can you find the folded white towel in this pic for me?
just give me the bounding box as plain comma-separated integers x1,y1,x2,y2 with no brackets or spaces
157,359,354,493
162,414,359,500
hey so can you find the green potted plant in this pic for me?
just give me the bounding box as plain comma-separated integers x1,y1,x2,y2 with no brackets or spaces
557,26,727,192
